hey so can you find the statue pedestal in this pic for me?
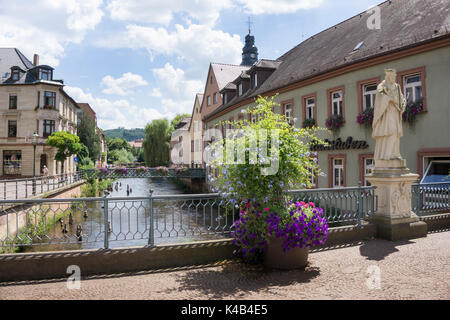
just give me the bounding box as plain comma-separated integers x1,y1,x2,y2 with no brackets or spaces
367,163,427,241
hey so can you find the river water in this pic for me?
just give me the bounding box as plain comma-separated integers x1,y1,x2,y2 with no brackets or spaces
23,178,233,252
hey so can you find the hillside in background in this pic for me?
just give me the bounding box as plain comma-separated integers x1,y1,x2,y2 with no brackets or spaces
103,128,145,141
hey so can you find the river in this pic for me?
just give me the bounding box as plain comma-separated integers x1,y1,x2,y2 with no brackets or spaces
22,178,233,252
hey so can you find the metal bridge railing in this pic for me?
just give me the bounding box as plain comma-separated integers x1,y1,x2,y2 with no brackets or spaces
412,182,450,216
79,168,206,179
0,172,83,200
0,186,377,252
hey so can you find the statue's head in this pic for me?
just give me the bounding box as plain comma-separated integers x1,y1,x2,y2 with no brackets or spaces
384,68,397,84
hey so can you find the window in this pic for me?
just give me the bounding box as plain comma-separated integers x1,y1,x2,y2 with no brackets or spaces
8,121,17,137
11,69,20,81
213,92,218,104
403,74,422,104
3,151,22,175
253,73,258,88
329,155,346,188
40,69,52,81
43,120,55,137
357,77,381,114
9,94,17,109
364,158,375,186
331,91,343,115
306,98,315,119
207,96,211,106
284,104,292,122
333,158,344,188
238,83,243,96
44,91,56,108
363,84,377,110
223,93,228,104
398,67,427,111
191,141,194,152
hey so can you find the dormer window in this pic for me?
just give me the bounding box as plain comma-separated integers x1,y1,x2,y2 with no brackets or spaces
11,69,20,81
253,73,258,88
238,83,243,96
223,93,228,104
39,69,52,81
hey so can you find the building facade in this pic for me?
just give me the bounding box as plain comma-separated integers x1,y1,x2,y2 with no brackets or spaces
189,93,203,168
204,0,450,188
0,49,79,177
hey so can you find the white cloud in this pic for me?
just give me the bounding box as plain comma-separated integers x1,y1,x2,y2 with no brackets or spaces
0,0,103,66
236,0,324,15
98,23,242,72
152,63,203,114
66,86,174,129
101,72,148,96
107,0,233,26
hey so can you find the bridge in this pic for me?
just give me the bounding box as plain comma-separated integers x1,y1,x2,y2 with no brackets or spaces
80,167,206,179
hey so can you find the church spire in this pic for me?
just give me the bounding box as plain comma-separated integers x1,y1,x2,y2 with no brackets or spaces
241,18,258,66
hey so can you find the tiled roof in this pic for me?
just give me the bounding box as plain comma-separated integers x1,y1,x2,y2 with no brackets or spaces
0,48,63,86
206,0,450,120
211,63,250,90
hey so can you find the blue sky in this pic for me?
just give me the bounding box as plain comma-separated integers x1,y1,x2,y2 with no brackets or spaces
0,0,382,129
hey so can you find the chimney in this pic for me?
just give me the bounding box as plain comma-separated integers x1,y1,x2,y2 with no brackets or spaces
33,54,39,66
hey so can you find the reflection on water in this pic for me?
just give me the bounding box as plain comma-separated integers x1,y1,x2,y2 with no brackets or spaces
23,178,233,252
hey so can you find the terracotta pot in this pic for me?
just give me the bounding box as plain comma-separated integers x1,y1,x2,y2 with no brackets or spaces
264,237,309,270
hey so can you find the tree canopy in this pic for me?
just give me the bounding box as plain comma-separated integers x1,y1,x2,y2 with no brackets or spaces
46,132,82,172
77,111,100,162
143,119,171,167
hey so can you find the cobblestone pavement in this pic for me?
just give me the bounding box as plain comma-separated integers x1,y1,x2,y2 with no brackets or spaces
0,231,449,300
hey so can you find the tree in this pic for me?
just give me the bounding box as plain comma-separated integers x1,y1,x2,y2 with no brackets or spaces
77,111,101,162
143,119,171,167
108,137,131,152
46,131,82,175
170,113,190,135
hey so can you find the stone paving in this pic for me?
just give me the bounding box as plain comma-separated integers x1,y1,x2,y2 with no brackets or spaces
0,231,449,300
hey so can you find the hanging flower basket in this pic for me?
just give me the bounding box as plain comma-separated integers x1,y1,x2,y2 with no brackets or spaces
325,114,345,131
114,167,129,175
402,99,424,124
356,107,374,127
155,166,169,176
174,166,188,175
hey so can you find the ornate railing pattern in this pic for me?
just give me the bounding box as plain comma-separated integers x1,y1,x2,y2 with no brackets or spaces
0,186,377,252
412,182,450,216
0,173,83,200
79,168,206,179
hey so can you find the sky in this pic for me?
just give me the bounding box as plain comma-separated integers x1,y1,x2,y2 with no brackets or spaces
0,0,382,130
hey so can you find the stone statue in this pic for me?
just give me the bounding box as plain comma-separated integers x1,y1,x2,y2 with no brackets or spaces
372,69,406,161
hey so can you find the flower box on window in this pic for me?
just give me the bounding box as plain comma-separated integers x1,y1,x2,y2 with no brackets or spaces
402,98,424,124
302,118,316,129
325,114,345,131
356,107,374,127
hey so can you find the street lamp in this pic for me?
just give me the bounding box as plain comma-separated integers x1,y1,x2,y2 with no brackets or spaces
31,132,39,195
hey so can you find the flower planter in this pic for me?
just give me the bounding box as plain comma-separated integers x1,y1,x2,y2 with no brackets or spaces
264,237,309,270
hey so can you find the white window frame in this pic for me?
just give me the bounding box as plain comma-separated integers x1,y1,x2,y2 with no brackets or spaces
363,84,377,110
364,158,375,186
254,73,258,88
403,74,423,104
306,98,315,119
207,96,211,106
284,103,292,122
333,158,344,188
238,83,243,96
331,91,343,116
213,92,218,104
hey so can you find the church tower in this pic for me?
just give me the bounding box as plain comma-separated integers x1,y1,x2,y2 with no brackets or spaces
241,23,258,66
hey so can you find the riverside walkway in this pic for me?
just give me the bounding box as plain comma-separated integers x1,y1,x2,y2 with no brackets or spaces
0,231,448,300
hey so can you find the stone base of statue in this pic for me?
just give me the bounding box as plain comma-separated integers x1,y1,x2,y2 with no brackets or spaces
366,161,427,241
